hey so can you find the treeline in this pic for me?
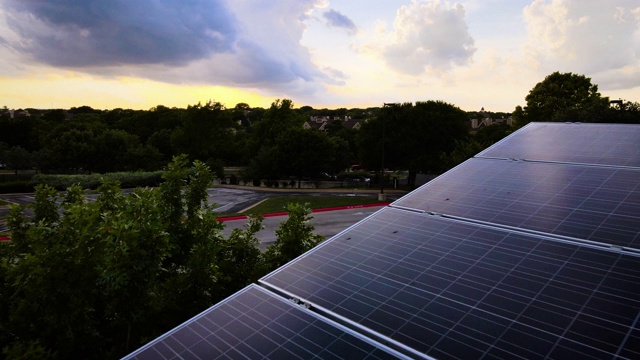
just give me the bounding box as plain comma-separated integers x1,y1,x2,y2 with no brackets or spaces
0,156,323,359
3,71,638,188
0,99,506,188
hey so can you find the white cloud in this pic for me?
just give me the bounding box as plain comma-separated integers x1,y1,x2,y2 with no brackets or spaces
381,0,476,75
523,0,640,90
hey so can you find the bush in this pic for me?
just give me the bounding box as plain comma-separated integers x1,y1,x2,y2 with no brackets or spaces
252,179,261,187
29,171,164,190
273,181,279,188
337,169,370,181
229,174,239,185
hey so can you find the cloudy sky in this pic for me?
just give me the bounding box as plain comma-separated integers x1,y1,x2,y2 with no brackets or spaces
1,0,639,112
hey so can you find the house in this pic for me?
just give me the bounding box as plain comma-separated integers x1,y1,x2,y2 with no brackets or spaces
303,115,365,132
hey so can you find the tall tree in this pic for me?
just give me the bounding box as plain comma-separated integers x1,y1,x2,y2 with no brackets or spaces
171,101,236,164
357,101,468,186
515,71,610,127
274,128,334,185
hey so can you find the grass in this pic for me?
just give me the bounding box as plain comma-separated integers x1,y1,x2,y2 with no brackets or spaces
0,199,10,206
242,195,384,216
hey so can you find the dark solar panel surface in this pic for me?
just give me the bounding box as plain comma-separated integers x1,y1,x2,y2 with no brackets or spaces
124,285,405,360
261,208,640,360
477,122,640,168
392,158,640,249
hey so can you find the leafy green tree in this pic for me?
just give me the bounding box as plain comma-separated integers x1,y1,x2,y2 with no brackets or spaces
247,99,305,155
262,203,323,272
171,101,237,165
3,146,32,175
515,71,610,127
274,128,334,185
216,216,264,294
0,156,236,358
357,101,468,186
474,123,512,145
605,99,640,124
43,129,96,172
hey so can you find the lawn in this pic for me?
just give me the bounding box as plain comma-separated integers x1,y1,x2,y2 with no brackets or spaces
243,195,384,215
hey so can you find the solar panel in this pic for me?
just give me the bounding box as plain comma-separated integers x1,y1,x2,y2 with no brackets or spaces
123,284,408,360
125,122,640,359
477,123,640,168
261,208,640,359
392,158,640,250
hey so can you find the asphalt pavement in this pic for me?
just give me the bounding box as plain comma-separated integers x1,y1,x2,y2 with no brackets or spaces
0,185,407,235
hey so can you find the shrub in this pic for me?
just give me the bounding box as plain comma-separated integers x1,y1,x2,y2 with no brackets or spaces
229,174,239,185
252,179,261,187
29,171,164,190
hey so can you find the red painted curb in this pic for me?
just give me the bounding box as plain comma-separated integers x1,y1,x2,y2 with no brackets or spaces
0,236,10,242
216,202,390,222
217,215,248,222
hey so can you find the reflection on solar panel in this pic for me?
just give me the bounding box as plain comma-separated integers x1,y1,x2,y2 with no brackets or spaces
125,123,640,359
477,122,640,168
392,158,640,249
123,285,407,360
261,208,640,359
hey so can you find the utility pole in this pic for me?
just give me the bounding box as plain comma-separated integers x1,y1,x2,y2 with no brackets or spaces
379,103,397,201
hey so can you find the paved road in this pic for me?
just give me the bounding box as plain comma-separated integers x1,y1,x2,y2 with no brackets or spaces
221,205,386,251
1,186,405,234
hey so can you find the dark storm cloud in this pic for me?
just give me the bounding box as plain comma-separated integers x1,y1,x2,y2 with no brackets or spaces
323,9,356,34
1,0,237,67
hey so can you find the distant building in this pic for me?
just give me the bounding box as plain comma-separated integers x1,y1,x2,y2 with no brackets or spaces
469,107,512,131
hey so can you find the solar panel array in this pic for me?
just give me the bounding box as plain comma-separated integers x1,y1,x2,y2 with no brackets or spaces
125,123,640,359
124,285,406,360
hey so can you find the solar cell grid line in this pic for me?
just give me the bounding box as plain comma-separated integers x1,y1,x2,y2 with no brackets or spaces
260,208,640,359
476,122,640,168
391,158,640,250
122,284,411,360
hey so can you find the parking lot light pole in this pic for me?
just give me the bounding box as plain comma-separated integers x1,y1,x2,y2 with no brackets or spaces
379,103,396,201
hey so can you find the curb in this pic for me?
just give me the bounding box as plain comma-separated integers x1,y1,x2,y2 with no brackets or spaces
217,202,390,222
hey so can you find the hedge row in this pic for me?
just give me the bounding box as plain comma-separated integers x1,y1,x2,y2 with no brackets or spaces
28,171,165,191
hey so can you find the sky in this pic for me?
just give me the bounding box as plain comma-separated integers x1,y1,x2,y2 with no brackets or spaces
0,0,639,112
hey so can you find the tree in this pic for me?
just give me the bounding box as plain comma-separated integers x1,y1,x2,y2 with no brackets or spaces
605,99,640,124
515,71,610,127
0,157,229,358
274,128,334,186
247,99,305,154
357,101,468,186
171,101,237,165
3,146,32,175
261,203,323,272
